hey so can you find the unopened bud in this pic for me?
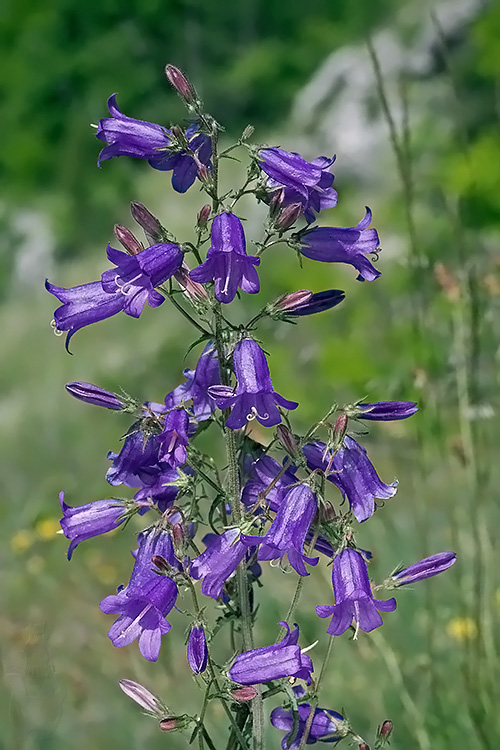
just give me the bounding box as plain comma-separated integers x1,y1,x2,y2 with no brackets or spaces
275,202,302,231
242,125,254,141
119,679,167,717
165,65,196,103
170,125,188,149
130,201,163,243
334,414,348,442
276,424,298,456
113,224,143,255
320,501,337,523
198,164,210,183
151,555,173,575
197,204,211,229
159,715,190,731
65,381,125,411
274,290,313,312
268,188,285,218
231,686,257,702
174,263,209,303
379,720,393,739
359,744,370,750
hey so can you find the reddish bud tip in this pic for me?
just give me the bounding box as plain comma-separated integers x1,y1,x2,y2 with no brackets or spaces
174,263,209,302
197,204,211,228
151,555,172,574
268,188,285,218
359,744,371,750
130,202,163,243
334,414,348,440
159,719,178,731
276,424,298,455
165,65,196,102
113,225,143,255
274,290,313,312
231,686,257,702
275,202,303,231
379,720,393,738
198,164,210,182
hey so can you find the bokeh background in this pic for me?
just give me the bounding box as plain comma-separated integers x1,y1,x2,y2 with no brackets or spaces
1,0,499,748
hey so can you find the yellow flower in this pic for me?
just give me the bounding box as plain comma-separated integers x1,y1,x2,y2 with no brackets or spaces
447,617,478,641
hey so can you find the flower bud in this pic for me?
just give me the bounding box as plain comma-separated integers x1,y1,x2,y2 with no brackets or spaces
165,65,196,103
119,679,167,717
276,424,299,456
198,163,210,183
231,686,257,702
151,554,174,575
379,720,393,739
274,290,313,312
130,201,163,244
197,204,211,229
242,125,255,141
334,413,348,442
113,224,143,255
159,715,191,731
275,202,302,231
174,263,209,303
187,624,208,674
359,743,370,750
65,382,125,411
389,553,456,587
268,188,285,218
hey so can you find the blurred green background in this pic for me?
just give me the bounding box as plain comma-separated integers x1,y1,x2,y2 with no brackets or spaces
1,0,500,748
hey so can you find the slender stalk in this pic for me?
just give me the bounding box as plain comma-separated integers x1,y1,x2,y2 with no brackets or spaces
298,637,334,750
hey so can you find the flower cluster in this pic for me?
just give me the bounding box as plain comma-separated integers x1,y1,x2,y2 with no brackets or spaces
48,64,457,749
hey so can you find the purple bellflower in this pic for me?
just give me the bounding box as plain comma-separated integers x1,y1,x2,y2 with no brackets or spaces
284,289,346,317
209,338,298,429
241,455,297,512
96,95,212,192
59,491,126,560
228,621,313,685
354,401,419,421
271,686,345,750
242,484,319,576
158,409,190,468
46,242,182,349
390,551,457,586
189,212,260,303
302,438,398,523
259,148,338,223
187,624,208,674
190,528,251,600
99,528,178,661
65,381,125,410
164,343,221,421
316,548,396,636
299,208,381,281
106,431,161,487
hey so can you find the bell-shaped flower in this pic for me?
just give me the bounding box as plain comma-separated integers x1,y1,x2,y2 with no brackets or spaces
277,289,345,318
189,213,260,303
316,548,396,636
97,95,212,192
242,484,319,576
209,338,298,429
271,686,345,749
158,409,190,468
190,528,250,600
389,552,457,587
353,401,418,421
164,343,221,421
59,491,127,560
241,455,297,512
259,148,338,223
65,381,126,410
106,431,161,487
228,622,313,685
302,438,398,523
299,208,381,281
99,529,178,661
187,624,208,674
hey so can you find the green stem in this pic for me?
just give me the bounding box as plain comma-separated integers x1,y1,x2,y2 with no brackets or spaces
298,637,334,750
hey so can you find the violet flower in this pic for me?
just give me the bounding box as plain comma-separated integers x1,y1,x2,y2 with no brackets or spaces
158,409,190,468
284,289,345,317
189,212,260,303
59,491,126,560
242,484,319,576
354,401,418,421
299,208,381,281
165,343,220,421
271,686,345,749
316,548,396,636
99,529,178,661
390,552,457,586
190,528,250,600
302,438,398,523
97,95,212,192
228,621,313,685
187,624,208,674
106,431,161,487
259,148,338,223
65,381,125,410
241,455,297,512
209,338,298,429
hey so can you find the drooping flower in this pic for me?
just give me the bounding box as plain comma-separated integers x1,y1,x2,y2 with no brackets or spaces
302,438,398,523
99,529,178,661
352,401,419,421
241,455,297,512
275,289,346,318
389,552,457,587
100,242,182,317
228,621,313,685
59,491,127,560
158,409,190,468
96,95,212,192
271,686,345,750
46,242,182,349
187,624,208,674
189,213,260,303
164,343,221,421
65,381,126,411
258,148,338,223
209,338,298,429
119,679,168,718
190,528,251,600
298,208,381,281
242,484,319,576
106,431,161,487
316,548,396,636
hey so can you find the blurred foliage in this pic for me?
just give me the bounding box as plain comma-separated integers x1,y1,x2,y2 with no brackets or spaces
1,1,500,750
